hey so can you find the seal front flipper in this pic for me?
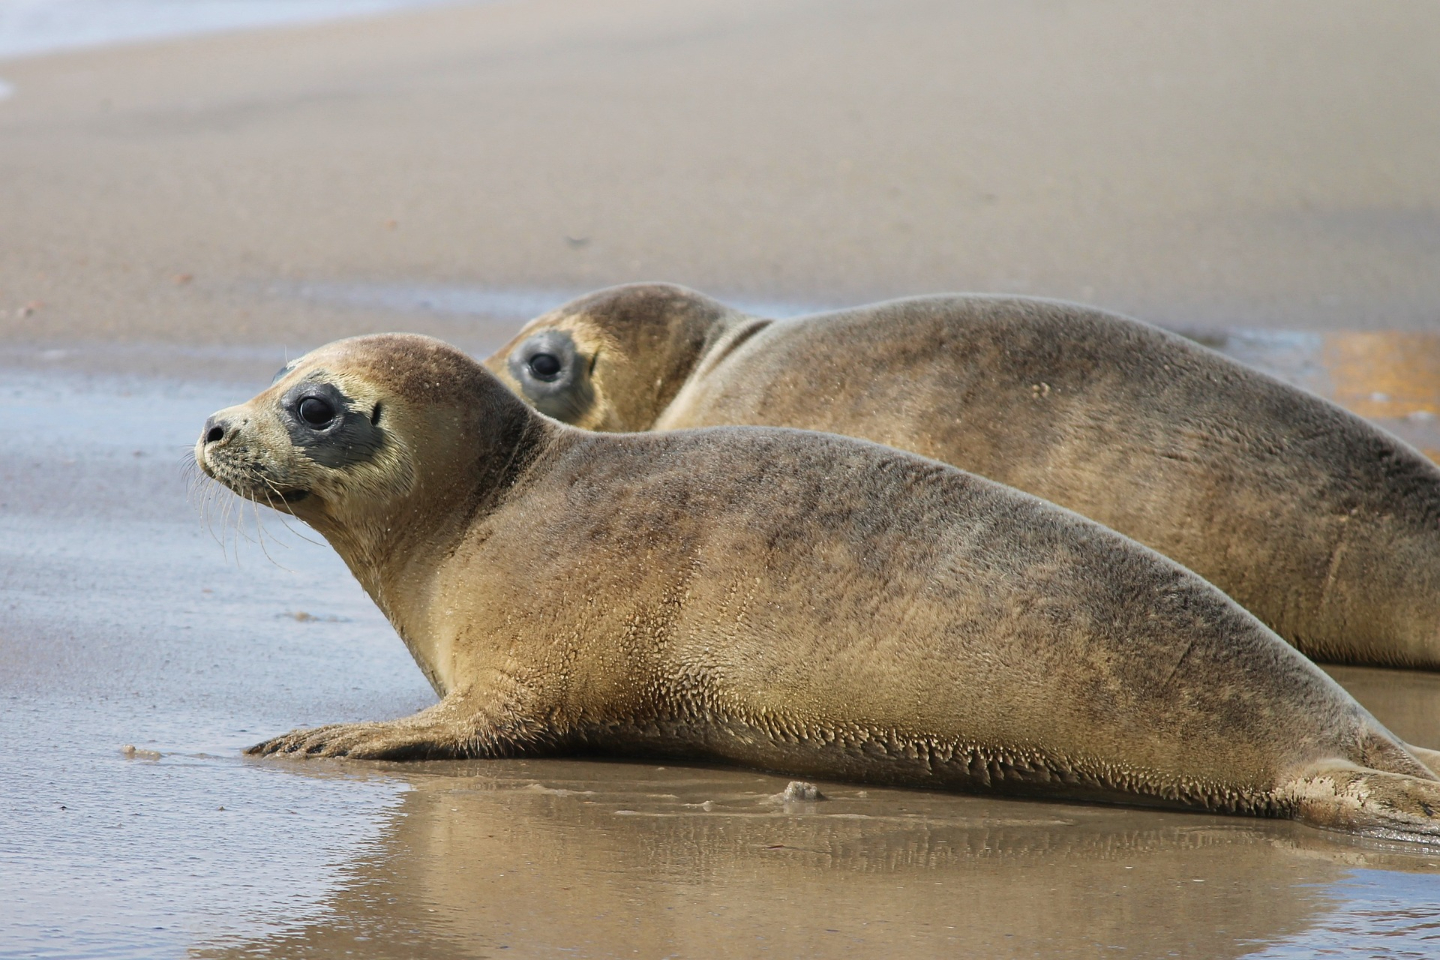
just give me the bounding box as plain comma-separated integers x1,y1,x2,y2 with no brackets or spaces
245,694,563,761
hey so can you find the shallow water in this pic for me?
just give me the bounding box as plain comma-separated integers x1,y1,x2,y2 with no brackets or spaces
3,341,1440,959
0,369,435,957
0,0,479,63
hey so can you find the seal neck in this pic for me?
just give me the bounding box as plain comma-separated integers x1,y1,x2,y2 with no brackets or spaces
318,377,558,676
561,283,763,430
620,295,764,430
685,314,772,387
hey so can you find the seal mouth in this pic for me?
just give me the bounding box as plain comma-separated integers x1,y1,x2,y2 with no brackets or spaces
200,448,309,507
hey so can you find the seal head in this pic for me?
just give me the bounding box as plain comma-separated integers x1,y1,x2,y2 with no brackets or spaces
487,283,766,431
197,334,545,661
505,327,596,423
199,343,413,522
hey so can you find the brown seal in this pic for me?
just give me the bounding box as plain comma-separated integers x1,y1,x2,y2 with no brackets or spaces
198,333,1440,841
486,284,1440,670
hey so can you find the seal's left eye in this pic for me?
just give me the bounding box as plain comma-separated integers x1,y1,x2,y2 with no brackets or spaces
527,353,563,381
298,397,336,427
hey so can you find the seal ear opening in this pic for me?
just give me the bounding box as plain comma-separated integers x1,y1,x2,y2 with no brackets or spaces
371,403,383,426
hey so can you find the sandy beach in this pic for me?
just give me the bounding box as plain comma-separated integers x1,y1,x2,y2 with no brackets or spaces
2,0,1440,357
3,1,1440,957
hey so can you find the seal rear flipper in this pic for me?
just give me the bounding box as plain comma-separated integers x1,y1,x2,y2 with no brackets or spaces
1402,743,1440,777
1287,763,1440,842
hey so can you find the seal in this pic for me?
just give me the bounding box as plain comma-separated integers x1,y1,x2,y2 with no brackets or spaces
199,333,1440,841
487,284,1440,670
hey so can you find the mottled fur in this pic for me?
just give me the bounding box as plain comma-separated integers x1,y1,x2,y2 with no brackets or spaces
201,334,1440,842
487,284,1440,670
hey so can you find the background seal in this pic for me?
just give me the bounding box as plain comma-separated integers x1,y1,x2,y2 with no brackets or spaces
488,284,1440,670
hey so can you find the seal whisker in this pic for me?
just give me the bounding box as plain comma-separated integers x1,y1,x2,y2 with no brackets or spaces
216,485,245,565
223,472,267,551
209,487,234,558
181,458,200,507
247,493,294,572
214,486,233,559
182,456,216,526
251,487,293,551
254,482,315,561
257,476,326,548
193,480,218,543
195,476,230,552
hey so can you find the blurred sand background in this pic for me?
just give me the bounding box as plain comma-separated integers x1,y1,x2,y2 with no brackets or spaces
1,0,1438,366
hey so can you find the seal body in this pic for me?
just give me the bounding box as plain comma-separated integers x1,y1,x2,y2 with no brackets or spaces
487,284,1440,670
200,334,1440,842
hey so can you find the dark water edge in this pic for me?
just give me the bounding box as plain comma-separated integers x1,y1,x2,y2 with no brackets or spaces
2,337,1440,959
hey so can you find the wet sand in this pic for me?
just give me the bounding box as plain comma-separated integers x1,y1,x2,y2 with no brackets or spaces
3,1,1440,957
5,356,1440,959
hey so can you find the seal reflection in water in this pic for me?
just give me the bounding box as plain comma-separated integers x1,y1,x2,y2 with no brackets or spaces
199,334,1440,841
486,284,1440,670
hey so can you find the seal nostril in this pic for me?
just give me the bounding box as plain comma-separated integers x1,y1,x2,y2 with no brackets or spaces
203,415,229,444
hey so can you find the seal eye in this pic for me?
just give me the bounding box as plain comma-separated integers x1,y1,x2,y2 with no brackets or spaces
527,352,563,381
298,396,336,427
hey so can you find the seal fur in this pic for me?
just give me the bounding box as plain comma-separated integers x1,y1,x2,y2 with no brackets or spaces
200,333,1440,842
487,284,1440,670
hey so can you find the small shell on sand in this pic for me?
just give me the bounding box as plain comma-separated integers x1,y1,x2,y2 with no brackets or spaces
774,781,826,803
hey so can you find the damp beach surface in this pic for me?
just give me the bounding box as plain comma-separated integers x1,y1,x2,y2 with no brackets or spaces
4,1,1440,957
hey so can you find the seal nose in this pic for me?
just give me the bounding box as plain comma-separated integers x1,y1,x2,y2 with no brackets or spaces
203,415,233,446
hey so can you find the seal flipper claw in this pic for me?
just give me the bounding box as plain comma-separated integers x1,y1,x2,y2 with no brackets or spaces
246,721,464,760
246,697,505,760
1289,764,1440,841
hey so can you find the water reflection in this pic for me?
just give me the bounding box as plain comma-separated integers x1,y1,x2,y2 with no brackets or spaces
1193,328,1440,463
194,759,1440,960
1324,333,1440,423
